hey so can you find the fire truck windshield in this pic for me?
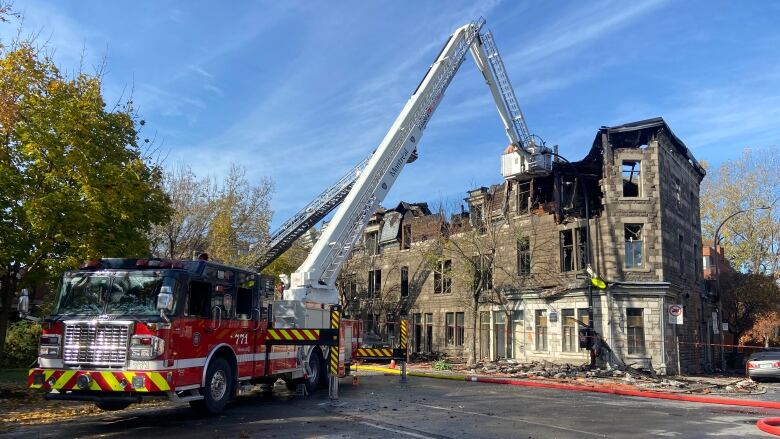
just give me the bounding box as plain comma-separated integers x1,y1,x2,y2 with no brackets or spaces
53,271,176,317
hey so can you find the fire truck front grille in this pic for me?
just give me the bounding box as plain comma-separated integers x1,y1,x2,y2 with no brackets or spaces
63,322,130,367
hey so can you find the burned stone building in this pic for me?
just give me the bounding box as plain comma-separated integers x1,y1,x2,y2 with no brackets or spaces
339,118,716,375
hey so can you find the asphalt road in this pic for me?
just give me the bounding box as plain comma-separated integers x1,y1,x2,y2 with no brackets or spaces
1,373,777,438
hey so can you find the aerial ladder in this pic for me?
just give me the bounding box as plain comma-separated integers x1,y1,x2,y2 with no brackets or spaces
282,17,552,305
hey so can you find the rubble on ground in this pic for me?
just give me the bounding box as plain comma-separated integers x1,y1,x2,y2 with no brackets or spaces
445,359,766,395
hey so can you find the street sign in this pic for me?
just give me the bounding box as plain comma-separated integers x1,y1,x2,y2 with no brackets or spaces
549,311,558,323
668,304,684,325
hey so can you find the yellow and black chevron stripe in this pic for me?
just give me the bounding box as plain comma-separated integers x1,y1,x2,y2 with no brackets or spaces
266,328,320,341
399,320,408,350
329,308,340,375
28,369,171,392
354,348,394,358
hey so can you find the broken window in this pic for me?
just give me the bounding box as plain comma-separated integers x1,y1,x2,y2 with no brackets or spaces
434,260,452,294
517,237,531,276
562,309,576,352
560,175,577,209
517,180,531,213
674,177,681,208
627,308,645,355
693,243,699,282
622,160,641,197
366,231,380,256
560,230,575,272
678,233,685,276
535,309,548,351
367,269,381,297
577,227,589,270
400,266,409,297
401,224,412,250
345,273,358,298
624,224,643,268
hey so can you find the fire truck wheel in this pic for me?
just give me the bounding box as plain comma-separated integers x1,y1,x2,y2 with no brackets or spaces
95,401,130,411
304,349,323,393
190,357,233,415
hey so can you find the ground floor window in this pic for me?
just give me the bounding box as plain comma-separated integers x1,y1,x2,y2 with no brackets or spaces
480,311,491,359
494,311,506,359
445,312,465,347
535,309,548,351
562,309,577,352
627,308,645,355
424,313,433,353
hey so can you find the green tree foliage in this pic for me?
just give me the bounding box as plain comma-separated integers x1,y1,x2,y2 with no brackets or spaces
205,165,273,268
700,147,780,277
719,271,780,348
0,44,171,360
1,320,40,367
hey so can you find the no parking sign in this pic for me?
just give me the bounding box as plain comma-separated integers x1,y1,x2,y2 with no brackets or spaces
668,304,684,325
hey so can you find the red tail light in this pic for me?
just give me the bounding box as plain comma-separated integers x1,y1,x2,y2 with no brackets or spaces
775,361,780,368
747,362,756,369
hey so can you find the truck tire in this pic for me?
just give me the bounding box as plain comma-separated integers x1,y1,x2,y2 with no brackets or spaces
190,357,233,415
95,401,130,411
304,349,323,393
284,350,323,394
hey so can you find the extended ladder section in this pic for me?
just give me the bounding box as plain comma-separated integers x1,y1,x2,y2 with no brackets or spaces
285,17,548,303
256,155,370,271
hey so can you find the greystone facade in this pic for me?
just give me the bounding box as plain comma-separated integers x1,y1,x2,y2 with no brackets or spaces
339,118,717,375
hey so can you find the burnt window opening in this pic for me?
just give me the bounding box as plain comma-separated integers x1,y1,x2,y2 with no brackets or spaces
560,175,577,210
624,224,643,268
346,273,358,298
517,180,531,213
366,231,380,256
401,224,412,250
560,228,587,272
434,260,452,294
517,237,531,276
400,266,409,297
561,230,575,272
367,269,381,297
622,160,641,197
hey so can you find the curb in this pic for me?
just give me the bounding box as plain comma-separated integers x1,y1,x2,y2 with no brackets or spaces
355,365,780,411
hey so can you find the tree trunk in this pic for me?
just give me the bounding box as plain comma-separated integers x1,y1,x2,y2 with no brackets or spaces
0,274,15,362
470,302,478,366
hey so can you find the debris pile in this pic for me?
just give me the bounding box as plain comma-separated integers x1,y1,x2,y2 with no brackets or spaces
456,359,765,395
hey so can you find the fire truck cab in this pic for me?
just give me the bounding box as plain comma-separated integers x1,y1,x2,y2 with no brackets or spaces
26,258,359,414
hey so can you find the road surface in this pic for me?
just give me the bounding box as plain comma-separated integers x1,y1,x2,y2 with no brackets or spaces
1,372,776,438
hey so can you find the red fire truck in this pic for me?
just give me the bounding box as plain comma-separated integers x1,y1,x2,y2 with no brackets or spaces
21,18,545,414
26,258,361,414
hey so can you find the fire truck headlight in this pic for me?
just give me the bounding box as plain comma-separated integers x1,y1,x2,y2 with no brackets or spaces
129,335,164,360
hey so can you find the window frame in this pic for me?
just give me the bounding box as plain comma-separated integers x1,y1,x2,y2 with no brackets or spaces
626,308,646,355
624,224,644,269
535,309,548,351
621,160,642,197
517,237,531,276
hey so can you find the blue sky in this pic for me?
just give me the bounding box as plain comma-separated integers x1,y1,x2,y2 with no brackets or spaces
5,1,780,228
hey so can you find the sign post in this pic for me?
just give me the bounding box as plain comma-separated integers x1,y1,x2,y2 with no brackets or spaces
668,304,683,375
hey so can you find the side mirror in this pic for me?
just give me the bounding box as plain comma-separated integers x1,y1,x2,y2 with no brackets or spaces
18,288,29,318
157,285,174,313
